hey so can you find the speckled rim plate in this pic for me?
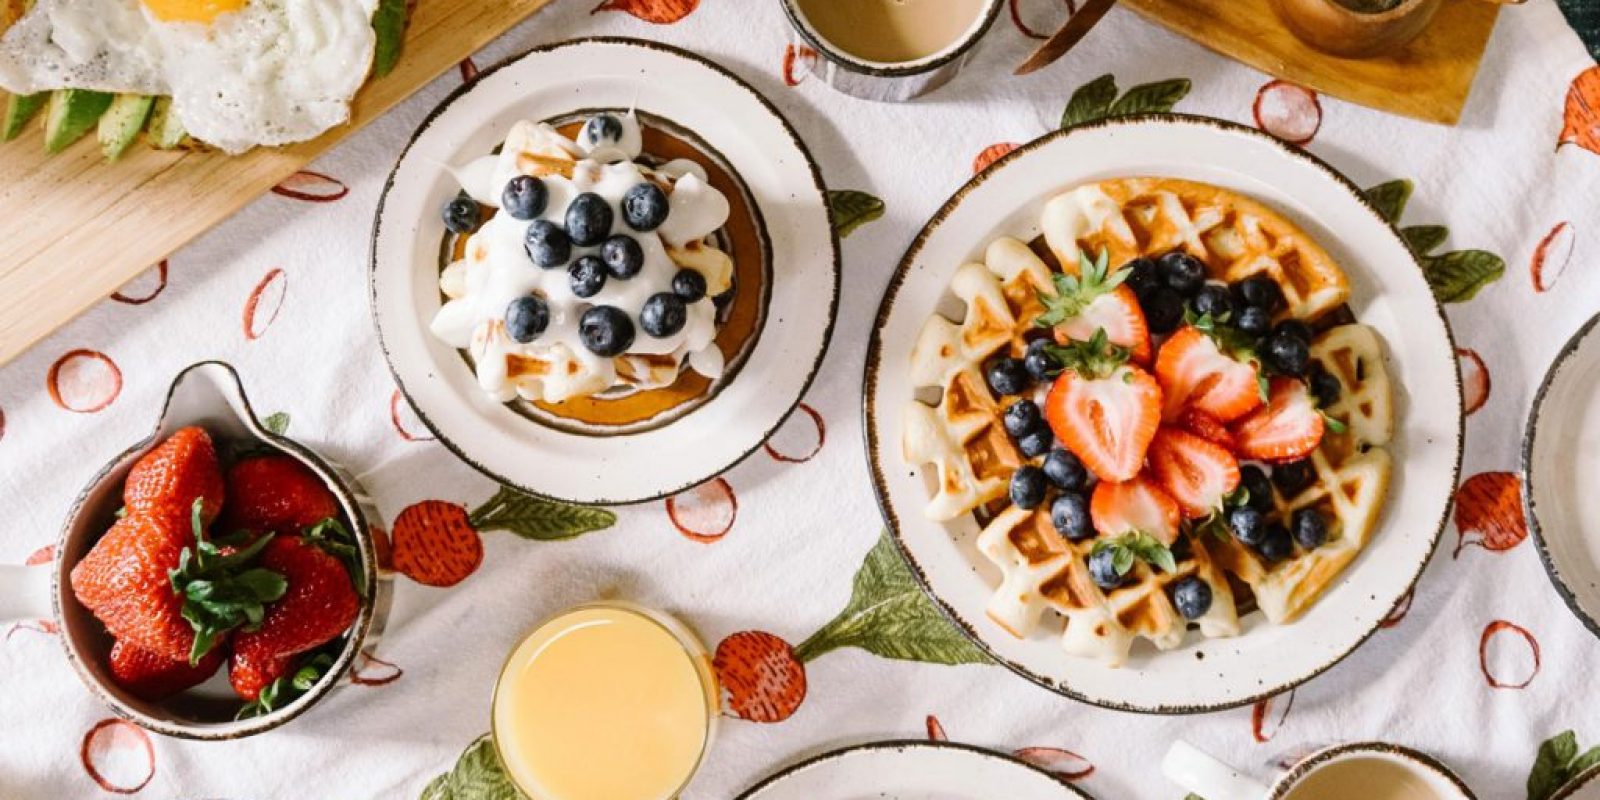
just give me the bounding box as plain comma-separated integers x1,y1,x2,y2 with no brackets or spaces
1522,311,1600,642
862,114,1463,713
371,37,839,505
735,740,1091,799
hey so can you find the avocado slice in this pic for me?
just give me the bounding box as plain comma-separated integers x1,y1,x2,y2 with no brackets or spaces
143,96,188,150
98,94,153,161
43,88,114,154
2,91,46,141
371,0,408,78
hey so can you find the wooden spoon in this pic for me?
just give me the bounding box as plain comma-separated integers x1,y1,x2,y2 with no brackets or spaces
1015,0,1120,75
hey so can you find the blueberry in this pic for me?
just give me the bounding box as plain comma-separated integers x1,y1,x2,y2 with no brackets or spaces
504,295,549,343
1024,339,1061,382
1256,524,1293,562
622,182,670,232
1263,333,1310,376
568,255,607,299
441,196,481,233
1143,286,1186,335
1017,429,1054,459
672,269,707,302
600,234,644,279
1235,275,1283,312
1123,257,1162,299
1051,492,1093,541
985,357,1030,397
1235,306,1272,337
640,292,688,338
1238,465,1274,512
582,114,624,146
565,192,613,247
1274,319,1314,344
1271,460,1315,495
1171,576,1213,620
578,305,635,357
1191,284,1233,321
501,175,548,221
1042,449,1088,491
525,220,571,268
1227,505,1266,546
1159,251,1207,296
1310,364,1342,407
1088,547,1125,590
1291,507,1328,550
1009,465,1048,510
1003,401,1044,438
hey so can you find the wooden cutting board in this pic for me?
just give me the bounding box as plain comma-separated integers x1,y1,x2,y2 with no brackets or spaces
1123,0,1501,126
0,0,554,367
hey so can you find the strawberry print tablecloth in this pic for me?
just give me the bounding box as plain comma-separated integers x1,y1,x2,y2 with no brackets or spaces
4,1,1600,797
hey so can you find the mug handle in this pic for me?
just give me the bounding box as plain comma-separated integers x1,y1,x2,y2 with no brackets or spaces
1163,741,1273,800
0,563,54,622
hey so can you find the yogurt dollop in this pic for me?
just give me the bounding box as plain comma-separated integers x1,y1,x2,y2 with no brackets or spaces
430,113,735,404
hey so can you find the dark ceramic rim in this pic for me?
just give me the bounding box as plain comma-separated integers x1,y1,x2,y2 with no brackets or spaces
777,0,1005,78
53,361,383,740
1521,310,1600,641
369,36,841,507
1551,762,1600,800
860,112,1465,714
1271,741,1476,798
733,739,1092,799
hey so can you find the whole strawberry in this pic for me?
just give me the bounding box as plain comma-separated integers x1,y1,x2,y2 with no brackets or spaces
229,535,358,701
109,638,225,701
220,455,339,537
124,426,226,527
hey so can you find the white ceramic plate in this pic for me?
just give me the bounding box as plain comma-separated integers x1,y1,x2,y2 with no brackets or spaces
1524,312,1600,641
863,115,1463,712
736,741,1090,799
371,38,838,505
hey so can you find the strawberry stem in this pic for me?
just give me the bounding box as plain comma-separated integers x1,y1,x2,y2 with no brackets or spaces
169,499,288,665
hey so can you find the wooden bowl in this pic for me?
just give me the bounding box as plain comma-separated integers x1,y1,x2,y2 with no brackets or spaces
1270,0,1443,58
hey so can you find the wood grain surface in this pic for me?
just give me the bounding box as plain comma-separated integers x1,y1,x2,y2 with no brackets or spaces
1124,0,1500,125
0,0,553,367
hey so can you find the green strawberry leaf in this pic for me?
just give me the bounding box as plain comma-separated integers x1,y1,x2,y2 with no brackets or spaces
1108,78,1192,116
792,532,990,666
468,486,616,541
1037,249,1128,327
1045,328,1131,381
236,649,338,720
419,735,524,800
169,500,286,664
1529,731,1581,800
261,411,291,435
1322,411,1349,435
1400,224,1448,257
1061,73,1118,128
827,190,885,239
304,517,367,597
1423,249,1505,303
371,0,409,78
1362,179,1413,224
1095,532,1177,575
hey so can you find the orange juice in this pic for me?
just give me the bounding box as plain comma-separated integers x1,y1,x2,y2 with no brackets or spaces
491,603,718,800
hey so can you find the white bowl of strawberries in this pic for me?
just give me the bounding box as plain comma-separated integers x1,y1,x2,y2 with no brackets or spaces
0,362,389,739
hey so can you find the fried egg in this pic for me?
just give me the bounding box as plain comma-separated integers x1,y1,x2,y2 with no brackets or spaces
0,0,378,153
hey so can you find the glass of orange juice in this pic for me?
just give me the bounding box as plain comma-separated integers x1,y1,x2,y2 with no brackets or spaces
491,601,719,800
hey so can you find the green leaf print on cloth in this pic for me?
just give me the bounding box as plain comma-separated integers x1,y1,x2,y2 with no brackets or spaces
827,189,885,238
420,735,522,800
1061,74,1192,128
1527,730,1600,800
1362,179,1506,303
468,485,617,541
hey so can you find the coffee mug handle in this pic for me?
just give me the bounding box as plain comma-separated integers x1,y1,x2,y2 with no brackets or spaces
0,564,53,622
1163,741,1273,800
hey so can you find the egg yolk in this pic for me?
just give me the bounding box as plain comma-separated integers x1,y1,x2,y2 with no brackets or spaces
142,0,247,24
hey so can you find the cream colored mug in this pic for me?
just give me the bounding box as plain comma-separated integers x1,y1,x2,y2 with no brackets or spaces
1163,740,1475,800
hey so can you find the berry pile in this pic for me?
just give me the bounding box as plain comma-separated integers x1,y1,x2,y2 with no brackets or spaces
69,427,361,715
980,249,1349,619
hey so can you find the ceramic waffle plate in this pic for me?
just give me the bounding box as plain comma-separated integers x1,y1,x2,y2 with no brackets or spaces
371,38,838,505
736,741,1091,799
863,115,1462,712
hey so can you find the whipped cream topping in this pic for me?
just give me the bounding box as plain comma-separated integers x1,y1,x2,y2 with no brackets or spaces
429,113,735,404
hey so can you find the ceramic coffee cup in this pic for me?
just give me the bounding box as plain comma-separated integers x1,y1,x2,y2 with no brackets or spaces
1163,740,1476,799
777,0,1004,102
0,361,392,739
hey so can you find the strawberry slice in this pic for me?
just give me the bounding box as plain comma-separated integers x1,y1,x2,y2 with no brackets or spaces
1177,407,1235,451
1038,249,1152,364
1090,474,1182,546
1043,330,1162,483
1147,427,1241,518
1154,325,1264,423
1230,377,1326,462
